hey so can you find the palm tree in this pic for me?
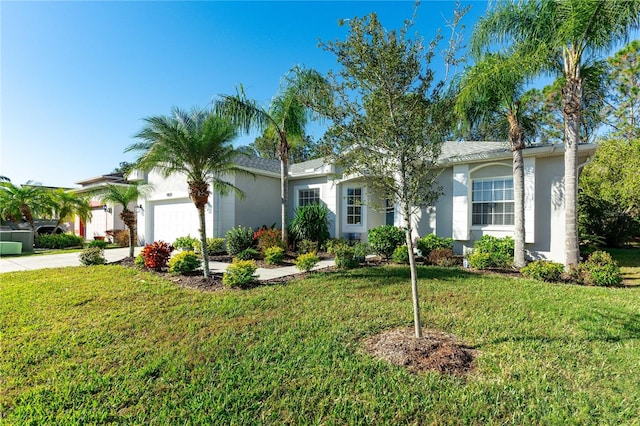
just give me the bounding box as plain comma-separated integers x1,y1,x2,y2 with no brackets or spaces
95,183,148,258
0,182,50,232
128,107,244,278
50,189,93,232
473,0,640,267
456,52,536,268
216,66,328,242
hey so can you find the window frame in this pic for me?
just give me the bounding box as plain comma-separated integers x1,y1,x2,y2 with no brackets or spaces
345,187,363,226
471,177,515,227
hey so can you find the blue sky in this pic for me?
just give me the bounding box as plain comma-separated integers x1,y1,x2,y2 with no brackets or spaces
3,1,489,187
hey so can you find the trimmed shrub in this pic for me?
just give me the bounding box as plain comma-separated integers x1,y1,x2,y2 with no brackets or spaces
253,226,285,252
168,251,201,274
368,225,406,258
327,239,358,269
428,248,458,267
295,252,320,272
289,204,331,248
35,233,84,249
297,239,317,255
134,252,146,268
468,235,514,269
573,251,624,287
226,226,255,256
352,242,370,262
417,234,453,257
194,237,226,255
223,259,258,287
264,246,285,265
392,245,410,264
79,247,106,266
521,260,564,282
173,234,199,251
236,248,260,261
88,239,108,249
141,241,174,271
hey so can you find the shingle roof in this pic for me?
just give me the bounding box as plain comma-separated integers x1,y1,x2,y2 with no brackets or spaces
439,141,509,161
234,155,281,174
289,157,328,174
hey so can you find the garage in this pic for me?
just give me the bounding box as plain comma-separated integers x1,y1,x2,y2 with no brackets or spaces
151,199,201,244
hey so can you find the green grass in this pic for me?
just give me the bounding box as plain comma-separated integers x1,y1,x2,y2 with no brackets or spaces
2,265,640,424
607,247,640,286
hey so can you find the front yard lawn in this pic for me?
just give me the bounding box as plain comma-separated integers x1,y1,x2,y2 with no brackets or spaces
2,264,639,423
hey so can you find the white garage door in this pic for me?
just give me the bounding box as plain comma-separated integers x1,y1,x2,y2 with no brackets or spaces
152,200,200,244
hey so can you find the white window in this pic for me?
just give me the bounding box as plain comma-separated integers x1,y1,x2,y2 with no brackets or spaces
298,188,320,206
346,187,362,225
472,178,514,226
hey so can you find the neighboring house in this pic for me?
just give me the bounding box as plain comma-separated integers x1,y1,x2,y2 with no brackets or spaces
73,141,597,263
72,173,133,241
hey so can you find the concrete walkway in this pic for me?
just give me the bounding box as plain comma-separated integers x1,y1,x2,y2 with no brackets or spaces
0,247,334,280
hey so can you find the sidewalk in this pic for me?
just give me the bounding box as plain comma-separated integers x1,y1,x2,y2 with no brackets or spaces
0,248,334,281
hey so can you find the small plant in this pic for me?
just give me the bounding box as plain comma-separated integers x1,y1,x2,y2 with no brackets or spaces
521,260,564,282
223,259,258,287
168,251,201,274
134,252,146,268
88,239,108,249
297,239,317,255
113,229,130,248
35,233,84,249
572,251,623,287
392,245,410,264
352,242,370,262
295,252,320,272
226,226,255,256
289,204,331,248
253,226,286,252
236,248,260,261
173,234,199,251
264,246,285,265
417,234,453,257
468,235,514,269
368,225,406,258
141,241,174,271
194,237,226,255
79,247,106,266
428,248,458,267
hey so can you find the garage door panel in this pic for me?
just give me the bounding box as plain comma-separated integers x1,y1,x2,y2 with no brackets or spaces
152,200,200,244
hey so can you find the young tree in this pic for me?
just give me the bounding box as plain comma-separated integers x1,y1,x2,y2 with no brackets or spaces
50,189,92,231
473,0,640,267
456,52,538,268
0,182,50,232
215,68,324,242
94,183,149,258
128,108,245,277
603,40,640,139
309,11,460,338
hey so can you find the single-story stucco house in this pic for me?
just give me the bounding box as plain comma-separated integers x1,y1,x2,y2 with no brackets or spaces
76,141,597,264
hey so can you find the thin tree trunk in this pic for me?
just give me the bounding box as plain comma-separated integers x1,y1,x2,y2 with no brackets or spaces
562,77,583,268
512,148,525,268
281,158,288,243
198,206,210,278
403,202,422,339
129,219,136,258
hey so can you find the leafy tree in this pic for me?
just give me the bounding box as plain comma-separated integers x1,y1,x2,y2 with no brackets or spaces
603,40,640,139
456,51,536,268
309,10,462,337
242,133,320,163
216,67,326,242
111,161,138,176
0,182,50,232
50,189,92,231
473,0,640,267
94,183,149,258
128,107,245,278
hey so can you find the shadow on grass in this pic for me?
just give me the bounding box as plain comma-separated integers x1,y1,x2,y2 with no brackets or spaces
333,265,478,287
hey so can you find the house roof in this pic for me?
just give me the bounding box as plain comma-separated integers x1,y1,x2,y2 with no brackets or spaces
440,141,509,161
234,155,281,175
75,173,126,186
289,157,328,175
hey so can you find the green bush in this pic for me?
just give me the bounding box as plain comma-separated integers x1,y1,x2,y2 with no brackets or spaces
468,235,514,269
87,239,108,249
236,248,260,261
573,251,623,287
297,239,317,255
173,234,199,251
79,247,106,266
289,204,331,247
194,237,226,255
35,233,84,249
368,225,406,258
168,251,201,274
226,226,255,256
326,239,358,269
134,252,146,268
428,248,458,267
521,260,564,282
264,246,285,265
223,259,258,287
392,245,410,264
295,252,320,272
417,234,453,257
352,242,370,262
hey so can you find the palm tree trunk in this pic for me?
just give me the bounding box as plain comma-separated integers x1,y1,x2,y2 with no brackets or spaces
198,206,210,278
403,201,422,339
562,77,583,268
508,113,526,268
279,134,289,243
